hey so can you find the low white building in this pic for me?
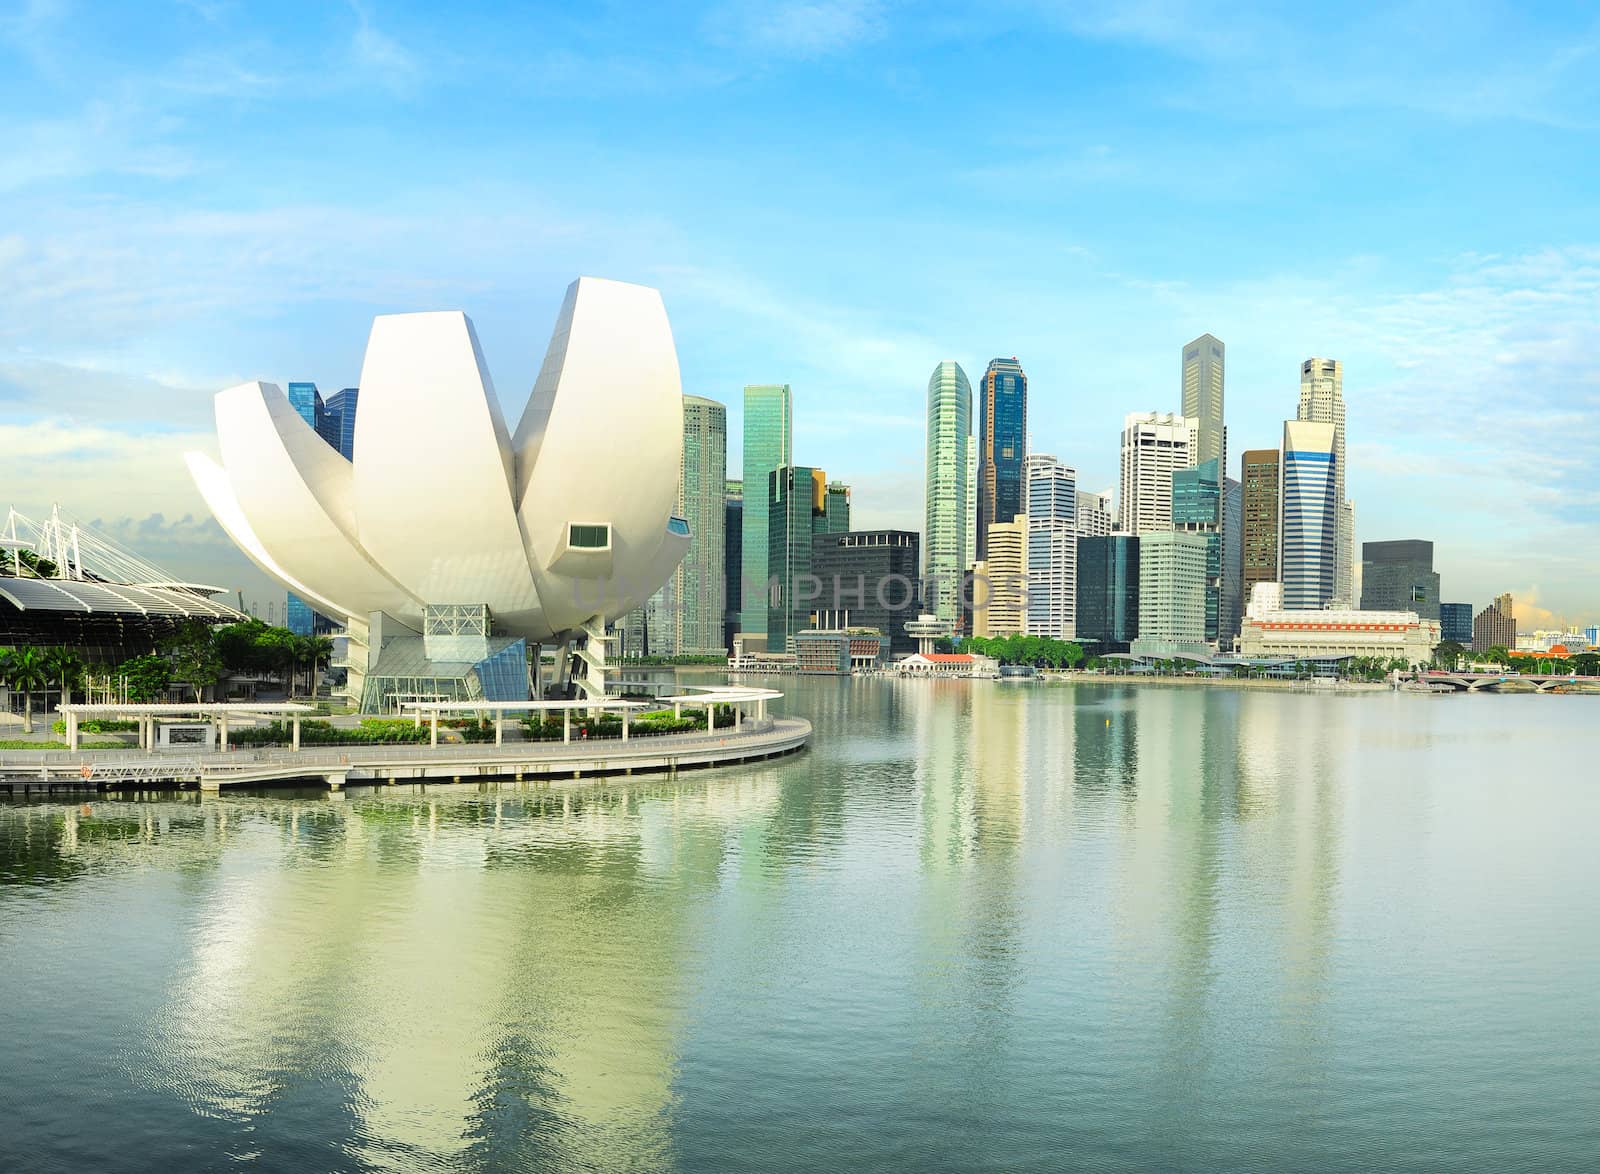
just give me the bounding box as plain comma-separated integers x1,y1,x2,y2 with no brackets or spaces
1238,583,1440,666
896,652,1000,678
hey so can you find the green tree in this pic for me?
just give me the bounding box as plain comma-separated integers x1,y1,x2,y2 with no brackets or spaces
1572,652,1600,677
116,654,173,703
0,645,51,733
1482,645,1511,667
162,621,225,700
0,550,59,578
41,647,82,708
1432,640,1466,669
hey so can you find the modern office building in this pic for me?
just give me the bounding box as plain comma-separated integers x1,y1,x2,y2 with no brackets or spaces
740,384,793,638
1240,583,1440,666
824,480,851,533
1118,411,1197,534
1131,530,1210,658
1076,490,1112,538
1182,333,1226,471
674,395,728,654
1360,539,1440,622
723,479,742,652
1241,448,1281,602
323,387,359,459
810,529,921,655
973,518,1027,637
1222,477,1242,646
1279,419,1338,611
976,357,1027,558
964,435,977,580
287,381,324,432
1299,358,1354,605
766,465,836,648
1025,454,1077,639
1440,602,1473,645
188,276,692,710
1077,534,1139,650
1172,457,1223,644
285,379,354,634
923,360,972,629
1473,592,1516,652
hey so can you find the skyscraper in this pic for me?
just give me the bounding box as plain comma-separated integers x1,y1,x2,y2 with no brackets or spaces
286,379,345,636
1182,333,1226,471
976,357,1027,558
823,480,851,533
1025,454,1077,639
1172,457,1222,644
923,361,972,628
1241,448,1281,604
973,518,1027,637
324,387,359,459
810,530,921,655
964,435,977,573
1472,593,1516,652
1077,534,1139,650
674,396,728,654
1279,419,1338,610
767,465,833,647
1222,477,1242,645
1132,531,1210,657
286,381,324,432
1440,602,1473,645
1118,411,1197,534
1298,358,1354,605
1076,490,1112,538
723,480,743,653
740,384,792,637
1360,539,1440,621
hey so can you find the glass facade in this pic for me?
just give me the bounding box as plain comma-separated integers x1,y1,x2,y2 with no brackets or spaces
324,387,359,459
1077,534,1139,649
977,358,1027,559
723,482,742,653
741,385,792,636
767,465,829,647
1440,602,1473,645
1360,539,1441,621
287,381,324,431
1172,457,1222,643
924,361,971,627
285,380,358,635
1025,455,1076,639
1241,448,1280,607
809,529,921,655
1280,421,1338,611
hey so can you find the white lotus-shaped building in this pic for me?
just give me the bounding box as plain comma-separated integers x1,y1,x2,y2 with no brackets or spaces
186,277,690,708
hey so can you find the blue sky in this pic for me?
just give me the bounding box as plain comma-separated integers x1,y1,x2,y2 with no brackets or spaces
3,0,1598,623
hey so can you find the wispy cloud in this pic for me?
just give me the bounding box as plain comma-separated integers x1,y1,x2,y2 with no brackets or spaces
705,0,889,59
348,0,420,94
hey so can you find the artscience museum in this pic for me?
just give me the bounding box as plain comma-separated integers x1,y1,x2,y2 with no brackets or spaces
186,277,691,712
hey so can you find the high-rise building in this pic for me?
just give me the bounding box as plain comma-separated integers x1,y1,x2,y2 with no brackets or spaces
287,381,324,432
811,530,921,655
976,357,1027,558
1076,490,1112,538
1118,411,1197,534
964,434,977,571
973,518,1027,637
1472,592,1516,652
740,384,793,637
1279,420,1338,610
1172,457,1222,645
923,361,971,629
1132,531,1210,657
1182,333,1226,471
323,387,359,459
767,465,834,647
1440,602,1473,645
1298,358,1354,605
1222,477,1242,646
823,480,851,533
723,479,742,653
1025,454,1077,639
286,379,346,635
1077,534,1139,650
1360,540,1440,621
675,396,728,654
1241,448,1281,602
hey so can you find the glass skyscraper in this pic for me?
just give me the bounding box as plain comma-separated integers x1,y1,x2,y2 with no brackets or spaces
1440,602,1473,645
324,387,359,459
1172,457,1222,643
767,465,830,647
1360,539,1441,620
1279,419,1338,611
977,357,1027,559
1182,333,1226,471
740,384,792,638
1241,448,1280,608
1024,454,1077,639
723,480,742,653
287,381,324,432
923,361,971,628
1077,534,1139,649
285,380,344,635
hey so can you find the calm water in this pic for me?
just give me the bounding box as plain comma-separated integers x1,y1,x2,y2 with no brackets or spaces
3,679,1598,1172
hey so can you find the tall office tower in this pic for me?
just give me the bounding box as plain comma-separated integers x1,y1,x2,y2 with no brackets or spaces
673,396,728,654
1182,333,1226,471
1076,490,1113,538
767,465,834,647
1172,457,1222,645
1360,539,1440,621
923,360,972,628
810,530,921,655
723,479,743,652
1472,593,1517,652
1118,411,1198,534
976,357,1027,558
823,480,851,533
1025,454,1077,639
1279,419,1338,610
1132,531,1210,656
1298,358,1354,604
1077,534,1139,650
964,435,977,572
1222,477,1242,645
741,384,793,637
1241,448,1281,603
973,518,1027,637
1440,602,1473,645
323,387,359,459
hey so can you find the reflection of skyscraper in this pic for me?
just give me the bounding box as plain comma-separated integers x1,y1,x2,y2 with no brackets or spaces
740,384,792,637
976,357,1027,559
924,361,972,627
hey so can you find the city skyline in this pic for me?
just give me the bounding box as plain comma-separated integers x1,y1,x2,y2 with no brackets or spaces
4,3,1597,623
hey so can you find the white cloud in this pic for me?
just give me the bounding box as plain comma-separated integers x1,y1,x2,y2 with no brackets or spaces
705,0,888,59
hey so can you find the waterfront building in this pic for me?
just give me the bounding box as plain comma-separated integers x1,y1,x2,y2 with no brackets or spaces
1025,455,1077,639
1077,534,1139,650
323,387,359,459
1439,602,1472,645
1118,411,1197,534
1182,333,1226,471
810,529,921,656
895,651,1000,677
767,466,840,648
976,357,1027,558
1076,490,1112,538
924,361,972,628
1472,592,1516,651
1298,358,1355,606
1172,457,1223,645
741,384,793,638
1131,530,1210,658
973,519,1027,637
1241,448,1280,602
1239,583,1440,666
1360,539,1440,622
1279,419,1338,611
905,612,953,656
794,628,890,674
723,480,743,652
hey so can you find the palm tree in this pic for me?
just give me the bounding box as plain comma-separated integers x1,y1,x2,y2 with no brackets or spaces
0,645,51,734
41,647,82,709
